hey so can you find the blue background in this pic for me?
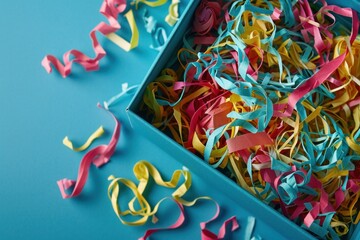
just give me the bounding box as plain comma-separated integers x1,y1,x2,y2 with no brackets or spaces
0,0,319,239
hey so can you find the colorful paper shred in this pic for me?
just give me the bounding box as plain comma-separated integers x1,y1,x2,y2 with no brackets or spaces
140,0,360,238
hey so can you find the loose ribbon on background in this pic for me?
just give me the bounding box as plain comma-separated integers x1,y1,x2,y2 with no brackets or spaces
58,83,138,198
165,0,180,26
143,10,168,51
63,126,105,152
57,104,120,199
42,0,139,78
104,83,139,109
108,160,239,239
132,0,181,26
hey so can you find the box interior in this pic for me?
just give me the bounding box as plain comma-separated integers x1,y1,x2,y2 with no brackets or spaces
128,1,360,239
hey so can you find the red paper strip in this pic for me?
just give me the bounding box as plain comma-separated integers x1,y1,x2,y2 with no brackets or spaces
201,216,239,240
283,53,347,116
42,0,127,78
226,132,274,153
209,102,233,129
57,104,120,198
139,199,185,240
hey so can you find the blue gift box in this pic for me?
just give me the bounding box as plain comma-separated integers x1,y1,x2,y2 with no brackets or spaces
127,0,360,239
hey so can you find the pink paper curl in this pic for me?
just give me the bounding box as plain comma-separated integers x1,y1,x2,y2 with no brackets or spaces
42,0,127,78
57,104,120,198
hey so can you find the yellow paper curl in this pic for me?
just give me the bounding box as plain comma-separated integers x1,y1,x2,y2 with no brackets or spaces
107,160,205,226
63,126,105,152
106,10,139,52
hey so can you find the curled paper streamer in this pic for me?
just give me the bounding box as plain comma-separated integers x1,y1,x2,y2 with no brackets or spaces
143,10,168,51
200,200,239,240
193,0,221,45
63,126,105,152
42,0,139,78
107,160,239,239
132,0,180,27
193,0,221,35
105,10,139,52
58,82,137,198
141,0,360,238
57,104,120,199
104,83,139,110
139,198,239,240
132,0,167,9
139,198,185,240
247,217,262,240
165,0,180,26
107,160,192,225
